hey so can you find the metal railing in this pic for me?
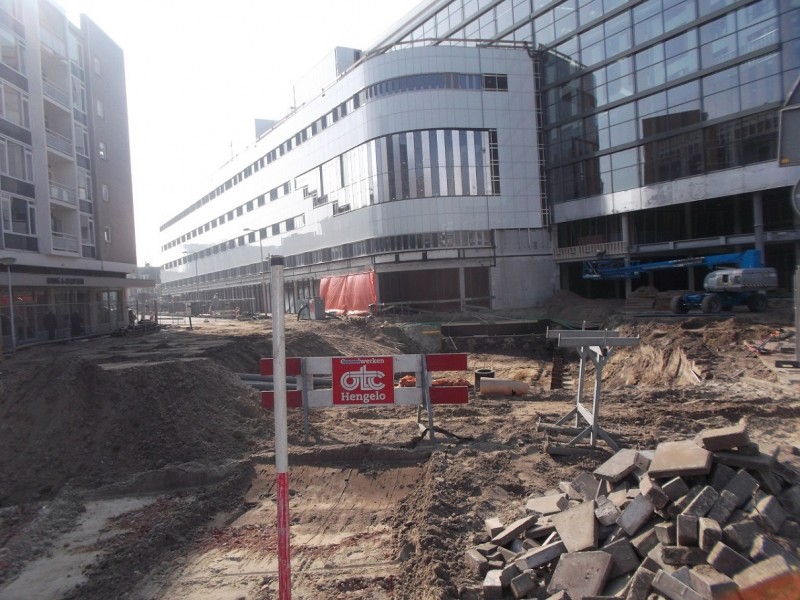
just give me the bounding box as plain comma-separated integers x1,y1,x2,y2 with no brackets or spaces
553,240,627,262
42,77,70,107
52,231,79,253
45,129,73,155
49,181,77,205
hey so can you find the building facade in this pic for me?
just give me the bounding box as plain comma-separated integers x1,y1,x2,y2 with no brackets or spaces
159,0,800,314
0,0,139,349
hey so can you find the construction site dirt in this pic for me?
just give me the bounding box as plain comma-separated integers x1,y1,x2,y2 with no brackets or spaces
0,290,798,600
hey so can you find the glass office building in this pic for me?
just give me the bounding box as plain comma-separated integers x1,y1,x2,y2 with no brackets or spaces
159,0,799,313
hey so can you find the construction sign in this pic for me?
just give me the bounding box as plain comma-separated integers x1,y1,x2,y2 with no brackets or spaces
332,356,394,405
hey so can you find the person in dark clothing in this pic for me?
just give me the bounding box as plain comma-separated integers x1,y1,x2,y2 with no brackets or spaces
44,311,57,340
70,311,83,337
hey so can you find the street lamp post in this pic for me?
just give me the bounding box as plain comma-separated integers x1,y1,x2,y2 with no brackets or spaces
244,228,268,315
0,256,17,356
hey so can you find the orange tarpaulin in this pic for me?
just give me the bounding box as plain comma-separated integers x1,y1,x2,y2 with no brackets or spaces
319,272,377,316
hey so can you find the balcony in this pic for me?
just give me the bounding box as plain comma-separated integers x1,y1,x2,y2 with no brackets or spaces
39,24,67,57
46,129,73,155
553,240,627,262
42,77,70,108
52,231,79,253
49,181,77,206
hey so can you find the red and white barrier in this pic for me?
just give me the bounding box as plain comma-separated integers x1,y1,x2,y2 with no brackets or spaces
259,353,469,410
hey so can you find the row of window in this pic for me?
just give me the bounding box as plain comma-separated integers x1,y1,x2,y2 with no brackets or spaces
164,128,500,254
548,109,776,203
163,229,493,290
160,71,509,232
546,49,785,165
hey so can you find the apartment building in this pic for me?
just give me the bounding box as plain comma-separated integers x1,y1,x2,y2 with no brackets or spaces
159,0,799,315
0,0,138,349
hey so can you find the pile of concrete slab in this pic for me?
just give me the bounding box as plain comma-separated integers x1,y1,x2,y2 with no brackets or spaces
465,421,800,599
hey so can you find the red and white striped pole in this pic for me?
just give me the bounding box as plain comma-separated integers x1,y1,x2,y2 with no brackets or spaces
270,255,291,599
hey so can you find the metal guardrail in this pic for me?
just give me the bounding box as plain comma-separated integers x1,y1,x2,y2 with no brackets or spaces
553,241,627,261
52,231,79,253
49,181,76,205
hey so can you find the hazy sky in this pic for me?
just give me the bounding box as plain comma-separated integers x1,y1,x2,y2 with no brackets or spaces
57,0,423,265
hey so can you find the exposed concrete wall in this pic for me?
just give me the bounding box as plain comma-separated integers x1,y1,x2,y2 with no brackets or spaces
492,254,559,309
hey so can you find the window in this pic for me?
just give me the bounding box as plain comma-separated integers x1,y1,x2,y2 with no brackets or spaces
98,141,106,160
93,57,102,76
0,83,29,128
103,226,111,243
96,99,104,118
101,183,109,202
1,138,33,182
0,25,24,74
1,194,36,235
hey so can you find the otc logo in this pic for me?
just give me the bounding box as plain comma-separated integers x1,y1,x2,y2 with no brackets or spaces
332,357,394,405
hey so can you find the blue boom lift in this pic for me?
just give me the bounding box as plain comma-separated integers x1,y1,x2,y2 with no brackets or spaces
583,249,778,314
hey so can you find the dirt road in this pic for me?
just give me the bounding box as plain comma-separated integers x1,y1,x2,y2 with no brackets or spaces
1,295,798,599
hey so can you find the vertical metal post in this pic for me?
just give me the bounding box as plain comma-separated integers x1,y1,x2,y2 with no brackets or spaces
4,264,15,354
421,354,435,441
271,255,291,599
795,266,799,363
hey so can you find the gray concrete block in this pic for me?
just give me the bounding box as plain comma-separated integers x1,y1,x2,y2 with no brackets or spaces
573,471,602,501
648,440,712,478
596,498,622,526
499,562,520,587
552,499,597,552
652,569,704,600
654,522,676,545
688,564,738,600
677,514,699,546
526,493,567,516
660,544,708,566
640,473,670,509
714,450,775,474
778,483,800,517
484,517,503,538
661,477,690,501
617,494,655,536
751,494,787,533
483,569,503,600
514,540,566,571
694,419,749,452
491,514,539,546
682,485,720,518
669,485,704,517
707,541,754,577
631,522,661,558
475,542,497,556
625,566,656,600
671,566,692,586
608,489,631,508
698,517,722,552
601,537,640,578
749,534,795,564
709,463,737,493
466,548,489,577
646,543,676,574
705,489,738,524
722,519,762,551
595,448,641,482
510,570,536,599
548,551,613,599
722,469,760,507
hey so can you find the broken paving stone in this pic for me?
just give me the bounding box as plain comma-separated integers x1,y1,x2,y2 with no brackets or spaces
652,569,704,600
660,544,708,566
713,450,776,474
514,541,566,571
706,489,738,524
694,419,750,452
465,549,489,577
547,551,613,599
722,469,760,508
707,541,754,577
676,513,699,546
662,477,690,501
698,517,722,552
751,494,787,533
617,494,655,536
709,463,737,492
552,500,597,552
722,519,762,551
640,473,670,509
510,571,536,599
625,566,656,600
573,471,602,500
600,537,640,578
630,522,660,558
596,498,622,526
484,517,503,537
482,569,503,600
777,484,800,517
491,514,539,546
526,492,568,516
648,440,712,478
595,448,641,483
682,485,720,518
689,564,738,599
654,522,676,545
